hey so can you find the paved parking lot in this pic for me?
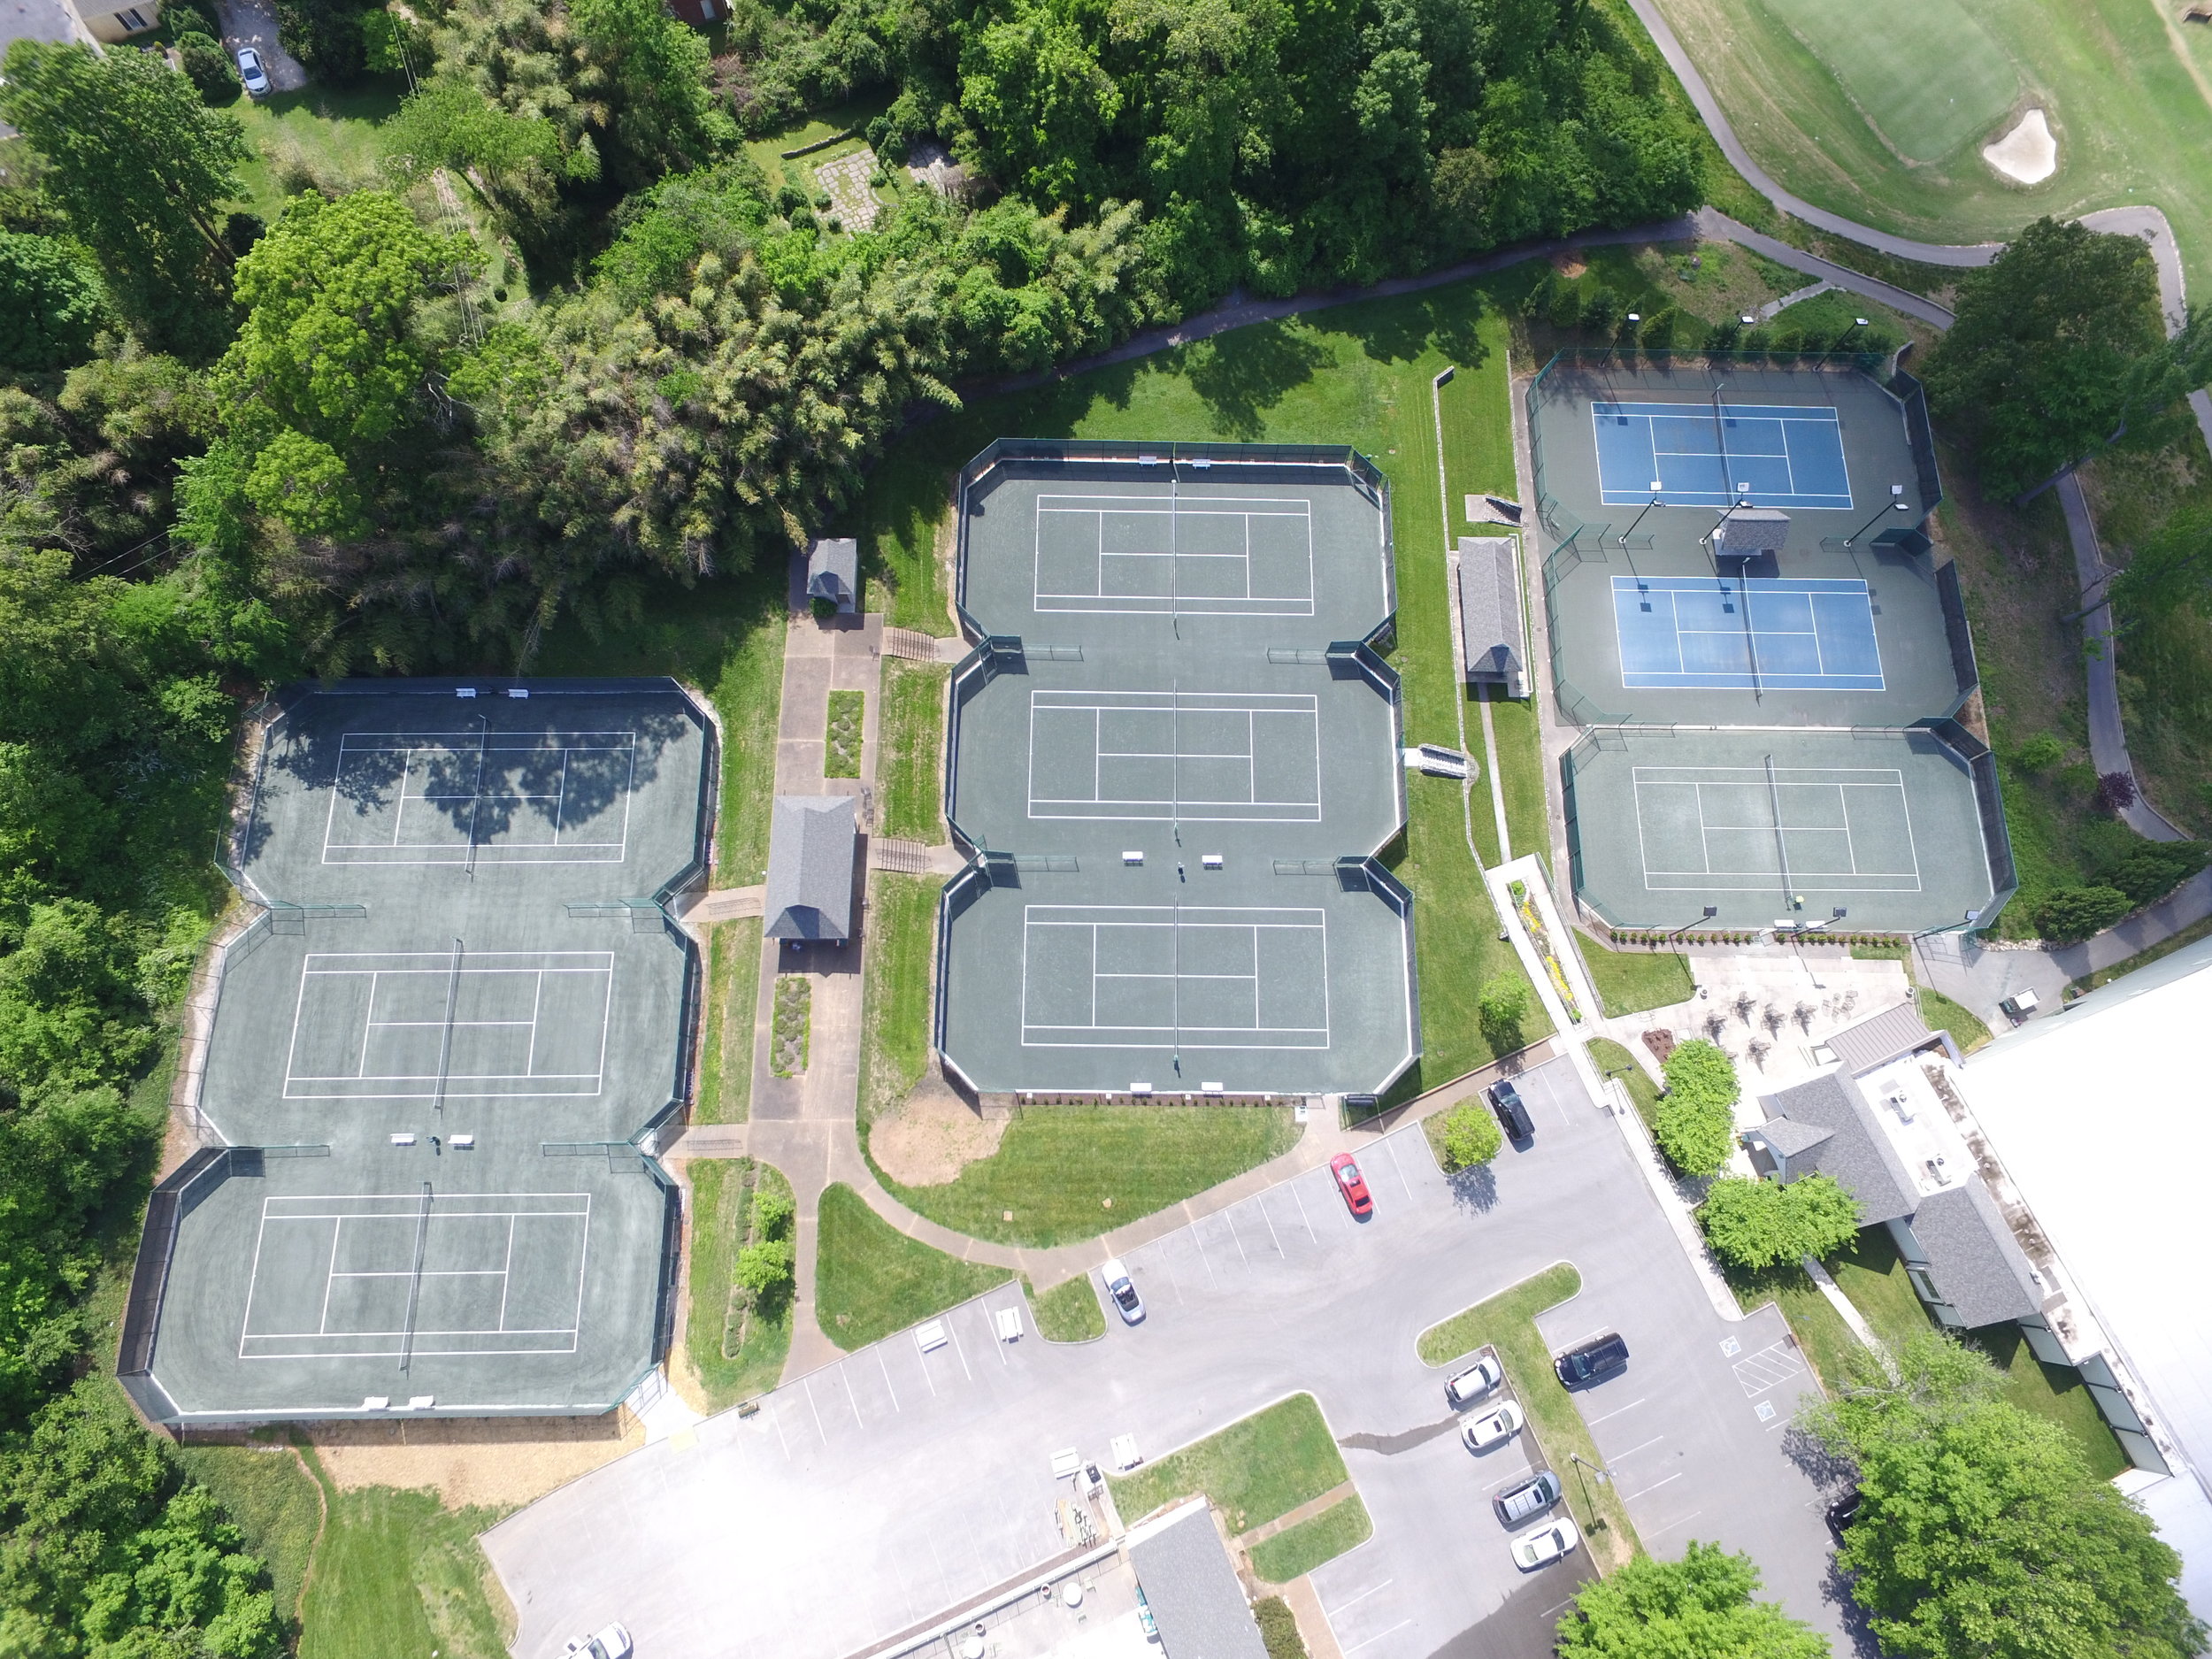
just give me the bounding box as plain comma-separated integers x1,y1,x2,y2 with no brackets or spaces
482,1058,1840,1659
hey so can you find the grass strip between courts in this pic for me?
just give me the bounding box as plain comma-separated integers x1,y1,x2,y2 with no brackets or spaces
1110,1393,1348,1535
1415,1263,1638,1564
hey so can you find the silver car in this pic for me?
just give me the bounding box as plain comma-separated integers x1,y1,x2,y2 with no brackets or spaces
1100,1257,1144,1325
234,46,270,97
1445,1355,1502,1407
1494,1470,1563,1526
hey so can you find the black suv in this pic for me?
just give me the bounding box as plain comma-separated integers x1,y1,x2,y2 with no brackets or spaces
1554,1332,1630,1387
1488,1079,1535,1141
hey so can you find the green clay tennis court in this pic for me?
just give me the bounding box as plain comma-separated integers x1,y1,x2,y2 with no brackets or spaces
119,681,712,1425
935,444,1419,1099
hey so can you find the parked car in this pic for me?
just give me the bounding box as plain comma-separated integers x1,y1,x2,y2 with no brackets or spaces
1554,1332,1630,1387
1509,1517,1580,1571
1329,1152,1373,1217
1488,1079,1535,1141
1445,1355,1502,1407
1100,1258,1145,1325
1826,1488,1863,1533
564,1625,632,1659
234,46,270,96
1494,1470,1563,1526
1461,1400,1524,1452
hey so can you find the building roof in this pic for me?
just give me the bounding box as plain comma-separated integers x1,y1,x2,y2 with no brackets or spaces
1757,1116,1834,1158
1126,1503,1268,1659
1455,538,1525,695
1824,1000,1942,1076
763,795,856,940
806,538,858,606
1908,1179,2046,1330
1757,1071,1919,1223
1964,929,2212,1621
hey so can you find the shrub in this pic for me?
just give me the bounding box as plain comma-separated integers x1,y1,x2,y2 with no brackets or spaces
2015,733,2065,772
1698,1174,1861,1270
1477,973,1531,1051
2033,885,2131,942
735,1237,795,1298
2095,770,2139,813
811,595,839,621
1434,1102,1503,1171
175,31,240,103
751,1182,795,1240
2098,841,2209,905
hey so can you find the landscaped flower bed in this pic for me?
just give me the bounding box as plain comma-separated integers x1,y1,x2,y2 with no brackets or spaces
1508,878,1582,1024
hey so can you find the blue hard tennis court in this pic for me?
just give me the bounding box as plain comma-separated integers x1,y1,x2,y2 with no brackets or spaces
1613,576,1883,690
1592,401,1853,510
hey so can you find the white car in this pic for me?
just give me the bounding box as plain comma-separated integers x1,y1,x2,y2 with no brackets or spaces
1461,1399,1524,1451
1510,1517,1580,1571
1100,1258,1144,1325
1445,1355,1502,1407
565,1626,632,1659
234,46,270,96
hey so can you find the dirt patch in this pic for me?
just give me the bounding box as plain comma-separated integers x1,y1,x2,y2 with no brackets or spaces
1549,253,1589,279
870,1070,1007,1185
304,1414,644,1510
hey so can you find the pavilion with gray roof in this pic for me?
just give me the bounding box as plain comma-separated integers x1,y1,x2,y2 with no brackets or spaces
1125,1502,1268,1659
1455,537,1526,698
764,795,857,941
805,537,858,612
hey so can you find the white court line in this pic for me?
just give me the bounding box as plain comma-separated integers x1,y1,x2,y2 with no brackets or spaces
1341,1619,1412,1653
876,1348,901,1411
1322,1579,1394,1618
1619,1471,1685,1502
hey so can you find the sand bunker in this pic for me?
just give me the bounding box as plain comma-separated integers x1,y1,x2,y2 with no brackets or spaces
1983,108,2057,184
872,1070,1007,1185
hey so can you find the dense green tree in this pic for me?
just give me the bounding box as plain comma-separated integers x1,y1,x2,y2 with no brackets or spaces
1809,1333,2202,1659
2111,503,2212,623
1476,972,1530,1050
2032,884,2131,943
0,42,250,357
1434,1101,1502,1171
1655,1039,1740,1176
174,30,242,104
1555,1540,1830,1659
0,234,106,372
568,0,732,187
1922,219,2165,499
1697,1174,1860,1271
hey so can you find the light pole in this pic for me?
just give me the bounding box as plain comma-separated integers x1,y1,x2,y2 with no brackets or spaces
1568,1452,1613,1530
1618,493,1663,548
1842,490,1913,547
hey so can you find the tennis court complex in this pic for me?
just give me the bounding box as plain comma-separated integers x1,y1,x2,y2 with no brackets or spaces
1531,356,2011,933
937,443,1417,1098
118,681,710,1426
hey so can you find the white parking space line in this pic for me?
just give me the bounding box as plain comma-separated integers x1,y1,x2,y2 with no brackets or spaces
1620,1471,1684,1502
842,1365,864,1425
1381,1136,1416,1202
1606,1434,1666,1463
803,1378,827,1440
1343,1619,1412,1653
1290,1178,1317,1242
1643,1509,1704,1540
1323,1578,1394,1617
1254,1192,1285,1256
1732,1340,1805,1397
770,1396,791,1458
1191,1225,1219,1287
1542,1594,1580,1618
948,1313,975,1380
1585,1395,1648,1426
875,1348,900,1409
1225,1209,1252,1268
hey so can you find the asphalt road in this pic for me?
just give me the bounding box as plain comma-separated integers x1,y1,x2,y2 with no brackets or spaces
482,1057,1840,1659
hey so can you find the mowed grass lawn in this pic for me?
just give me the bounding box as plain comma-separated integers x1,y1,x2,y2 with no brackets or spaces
1647,0,2212,292
882,1104,1301,1247
686,1158,796,1409
1571,932,1694,1017
815,1182,1013,1349
1029,1273,1107,1341
1250,1495,1373,1584
853,286,1548,1102
1110,1394,1348,1533
878,659,949,841
856,872,939,1126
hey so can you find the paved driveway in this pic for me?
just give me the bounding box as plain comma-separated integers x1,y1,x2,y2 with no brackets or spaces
482,1058,1841,1659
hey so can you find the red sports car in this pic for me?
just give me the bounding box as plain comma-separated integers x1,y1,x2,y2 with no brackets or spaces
1330,1153,1374,1217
